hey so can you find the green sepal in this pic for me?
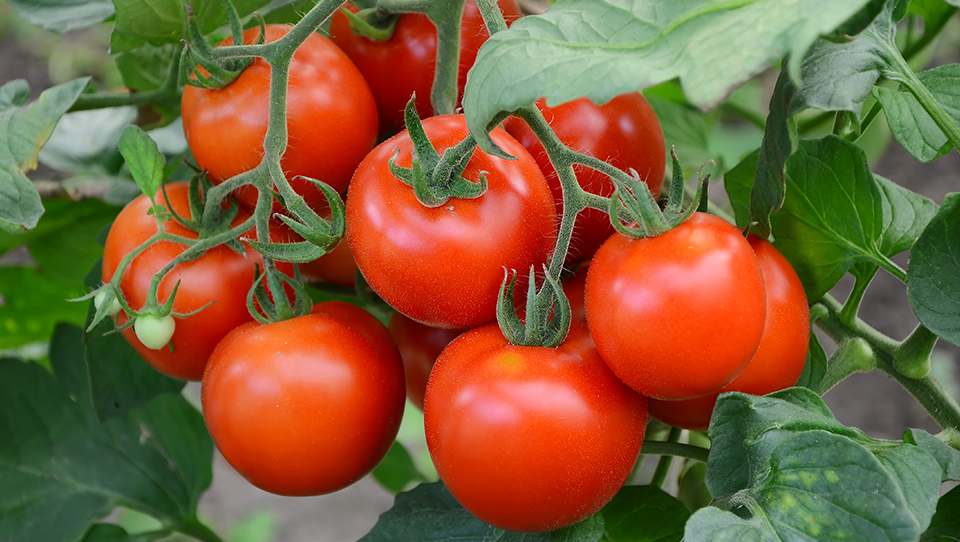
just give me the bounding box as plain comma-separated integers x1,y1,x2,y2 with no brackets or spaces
83,285,122,333
495,266,572,347
496,269,527,344
276,175,345,252
341,6,399,42
245,239,325,263
221,0,245,49
662,148,687,218
247,266,275,324
389,96,489,208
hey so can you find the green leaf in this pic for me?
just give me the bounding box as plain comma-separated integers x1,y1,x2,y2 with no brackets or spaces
0,267,89,350
875,445,942,532
795,330,827,392
115,44,182,127
359,482,605,541
645,95,712,174
904,429,960,482
0,324,213,542
119,125,165,199
677,462,712,514
0,78,90,232
463,0,873,154
921,485,960,541
825,0,885,40
750,72,798,238
38,108,136,175
0,80,30,110
706,389,867,499
751,431,921,541
723,148,757,230
84,300,185,423
7,0,114,33
372,441,427,494
600,485,689,542
876,64,960,162
110,0,272,53
907,192,960,347
80,523,131,542
684,507,767,542
875,175,939,256
771,135,885,300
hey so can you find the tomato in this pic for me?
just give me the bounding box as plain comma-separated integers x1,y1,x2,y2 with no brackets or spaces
346,115,557,329
329,0,523,136
388,312,464,410
424,322,648,532
181,24,378,211
648,235,811,430
504,93,666,265
201,301,406,496
585,213,767,401
101,182,292,381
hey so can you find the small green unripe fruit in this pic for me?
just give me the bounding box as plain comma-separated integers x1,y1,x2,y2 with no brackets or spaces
134,314,176,350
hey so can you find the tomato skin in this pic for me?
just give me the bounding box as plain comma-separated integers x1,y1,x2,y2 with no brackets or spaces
648,235,811,430
101,183,291,381
201,301,406,496
388,312,464,410
346,115,558,329
181,24,378,211
503,93,666,264
425,322,647,532
330,0,523,136
585,213,767,401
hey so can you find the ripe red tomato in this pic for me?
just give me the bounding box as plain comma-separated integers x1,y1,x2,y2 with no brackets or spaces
201,301,406,496
424,322,648,532
181,24,378,211
101,182,292,381
388,312,464,411
504,93,665,265
648,235,811,430
346,115,558,329
585,213,767,401
329,0,523,135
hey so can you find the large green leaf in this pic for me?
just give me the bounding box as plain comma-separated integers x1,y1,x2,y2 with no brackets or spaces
750,72,798,238
7,0,113,33
110,0,272,53
359,482,605,541
920,485,960,541
37,108,135,175
463,0,872,154
372,441,427,494
904,429,960,482
601,485,690,542
0,78,89,232
0,324,213,542
684,507,768,542
0,267,89,349
771,136,886,300
875,175,939,256
876,64,960,162
907,192,960,347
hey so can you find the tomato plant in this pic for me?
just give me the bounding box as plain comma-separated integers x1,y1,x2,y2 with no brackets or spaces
585,212,767,400
346,114,557,328
330,0,523,135
424,322,648,532
201,301,405,496
504,93,666,264
6,0,960,541
648,235,810,430
101,182,291,381
181,24,378,211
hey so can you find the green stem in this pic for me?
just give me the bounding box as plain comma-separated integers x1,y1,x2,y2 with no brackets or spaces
814,294,960,432
639,441,710,464
883,47,960,153
71,44,183,112
858,101,883,135
839,265,876,327
893,324,937,379
426,0,467,116
650,427,683,488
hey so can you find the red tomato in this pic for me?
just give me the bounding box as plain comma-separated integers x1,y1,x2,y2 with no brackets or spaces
101,183,292,381
648,235,811,430
201,301,406,496
298,236,359,287
425,322,648,532
504,93,666,265
388,312,464,410
585,213,767,401
181,24,378,211
346,115,557,329
329,0,523,136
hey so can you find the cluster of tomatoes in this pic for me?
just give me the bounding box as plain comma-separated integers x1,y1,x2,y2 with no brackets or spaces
100,1,811,534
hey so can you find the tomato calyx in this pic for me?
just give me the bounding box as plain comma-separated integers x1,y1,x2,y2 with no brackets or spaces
610,149,709,239
247,263,313,324
496,265,571,347
387,97,488,207
180,1,264,90
338,6,399,42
